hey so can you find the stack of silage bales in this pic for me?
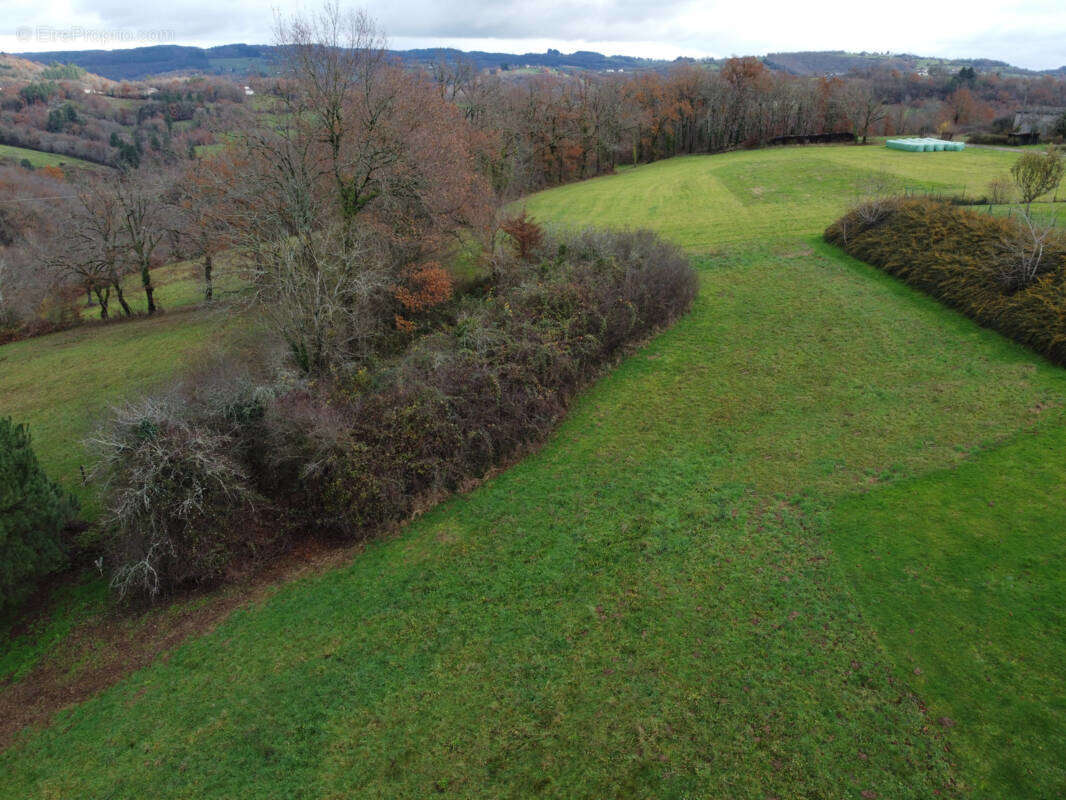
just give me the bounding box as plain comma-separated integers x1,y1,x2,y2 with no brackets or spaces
886,138,965,152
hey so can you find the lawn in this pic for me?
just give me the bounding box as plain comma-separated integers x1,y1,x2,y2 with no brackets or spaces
3,143,1064,798
830,421,1066,795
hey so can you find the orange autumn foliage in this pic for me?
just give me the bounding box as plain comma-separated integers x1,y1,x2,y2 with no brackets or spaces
394,263,454,313
500,211,544,262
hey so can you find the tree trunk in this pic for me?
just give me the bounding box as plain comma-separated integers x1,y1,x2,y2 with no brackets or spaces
112,279,133,316
203,251,213,302
93,285,110,319
141,263,157,314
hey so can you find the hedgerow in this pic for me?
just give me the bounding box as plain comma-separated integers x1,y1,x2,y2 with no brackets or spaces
825,198,1066,365
95,227,697,598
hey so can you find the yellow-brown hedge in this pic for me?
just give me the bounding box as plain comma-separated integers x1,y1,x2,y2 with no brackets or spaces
825,198,1066,365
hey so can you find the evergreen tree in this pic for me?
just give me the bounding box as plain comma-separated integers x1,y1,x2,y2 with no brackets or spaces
0,418,75,611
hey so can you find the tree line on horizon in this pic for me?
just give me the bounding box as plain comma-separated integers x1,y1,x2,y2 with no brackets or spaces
2,13,1066,335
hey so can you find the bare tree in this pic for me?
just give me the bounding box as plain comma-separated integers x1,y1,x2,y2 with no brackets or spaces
1011,148,1065,213
38,234,113,319
277,2,393,226
987,175,1015,206
111,171,174,315
994,210,1060,290
256,229,395,372
843,80,887,144
215,3,492,373
431,55,476,104
38,179,136,319
172,159,234,303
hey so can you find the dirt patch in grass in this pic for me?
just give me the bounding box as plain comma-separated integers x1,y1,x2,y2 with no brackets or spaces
774,243,815,259
0,536,361,750
0,431,551,751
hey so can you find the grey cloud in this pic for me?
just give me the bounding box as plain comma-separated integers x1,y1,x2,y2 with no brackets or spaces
366,0,699,40
943,30,1066,71
26,0,1066,70
68,0,700,44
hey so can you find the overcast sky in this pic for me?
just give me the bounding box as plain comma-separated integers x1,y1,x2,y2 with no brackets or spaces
2,0,1064,70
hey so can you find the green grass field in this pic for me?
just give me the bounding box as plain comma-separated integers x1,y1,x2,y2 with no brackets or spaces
0,143,101,171
521,146,1036,247
0,308,234,513
2,144,1065,798
78,256,245,321
3,244,242,507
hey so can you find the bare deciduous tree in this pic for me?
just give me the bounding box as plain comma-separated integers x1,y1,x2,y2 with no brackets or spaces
38,179,134,319
211,2,492,373
1011,148,1065,213
843,80,887,144
112,172,174,315
994,210,1059,290
172,159,235,303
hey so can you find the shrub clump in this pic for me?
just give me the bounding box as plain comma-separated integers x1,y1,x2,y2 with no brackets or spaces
263,229,697,531
0,417,76,611
92,399,264,599
96,228,697,598
825,197,1066,364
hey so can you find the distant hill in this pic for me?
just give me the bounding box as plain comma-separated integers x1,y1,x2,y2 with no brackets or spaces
11,43,661,80
8,45,211,81
762,50,1024,76
0,53,48,82
388,47,660,73
9,44,1064,82
0,53,113,89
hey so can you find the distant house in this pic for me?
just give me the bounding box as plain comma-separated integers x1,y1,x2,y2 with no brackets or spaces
244,85,254,96
1010,107,1066,145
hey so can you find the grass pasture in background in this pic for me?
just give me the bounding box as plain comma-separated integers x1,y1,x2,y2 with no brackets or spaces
0,308,233,508
522,145,1036,247
3,143,1066,798
0,143,102,171
77,254,246,321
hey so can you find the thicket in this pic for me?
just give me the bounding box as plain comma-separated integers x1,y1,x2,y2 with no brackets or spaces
92,227,697,599
825,197,1066,364
0,418,76,611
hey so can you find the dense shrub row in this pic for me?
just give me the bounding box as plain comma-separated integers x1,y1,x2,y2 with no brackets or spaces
0,418,76,611
94,228,697,599
825,197,1066,364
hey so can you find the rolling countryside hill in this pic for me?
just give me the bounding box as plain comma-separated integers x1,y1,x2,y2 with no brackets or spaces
13,44,1064,80
3,143,1063,797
